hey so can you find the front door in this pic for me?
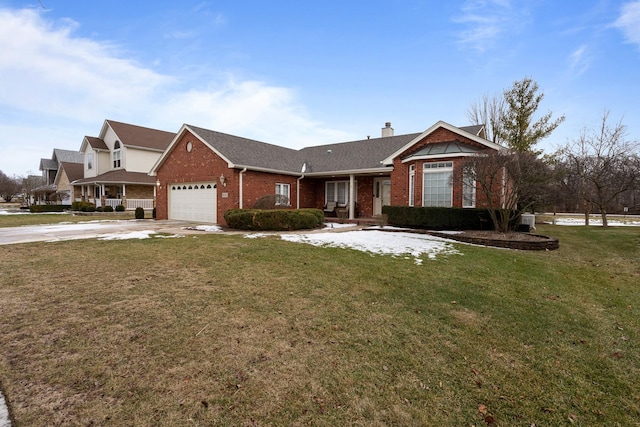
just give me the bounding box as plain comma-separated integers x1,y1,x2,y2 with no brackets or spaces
373,178,391,216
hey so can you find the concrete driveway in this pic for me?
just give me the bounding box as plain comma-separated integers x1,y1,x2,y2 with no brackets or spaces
0,220,203,245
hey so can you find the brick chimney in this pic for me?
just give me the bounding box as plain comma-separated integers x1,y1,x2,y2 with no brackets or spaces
381,122,394,137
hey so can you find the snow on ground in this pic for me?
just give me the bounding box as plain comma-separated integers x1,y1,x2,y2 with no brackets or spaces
184,225,224,232
98,230,179,240
0,391,9,427
548,217,640,226
278,229,460,265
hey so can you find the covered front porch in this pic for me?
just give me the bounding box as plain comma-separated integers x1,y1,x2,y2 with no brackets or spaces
305,173,392,221
76,183,155,210
71,170,158,211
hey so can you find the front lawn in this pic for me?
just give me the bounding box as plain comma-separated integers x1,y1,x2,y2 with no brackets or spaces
0,225,638,425
0,211,139,227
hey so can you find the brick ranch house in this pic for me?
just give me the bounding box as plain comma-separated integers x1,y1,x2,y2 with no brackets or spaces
150,121,503,225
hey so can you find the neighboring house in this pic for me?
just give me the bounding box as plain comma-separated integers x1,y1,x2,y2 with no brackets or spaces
71,120,175,210
54,162,84,204
36,148,84,204
150,120,501,225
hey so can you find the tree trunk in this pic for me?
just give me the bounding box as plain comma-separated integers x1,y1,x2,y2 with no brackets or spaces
601,209,608,227
584,200,590,226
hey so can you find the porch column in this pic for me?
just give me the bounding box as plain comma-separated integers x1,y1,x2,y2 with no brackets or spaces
122,184,127,209
349,174,355,220
100,184,106,208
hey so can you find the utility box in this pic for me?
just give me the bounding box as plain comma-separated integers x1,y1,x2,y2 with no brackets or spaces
520,214,536,230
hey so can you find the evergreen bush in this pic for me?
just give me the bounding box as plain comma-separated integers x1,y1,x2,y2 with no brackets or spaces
224,208,323,231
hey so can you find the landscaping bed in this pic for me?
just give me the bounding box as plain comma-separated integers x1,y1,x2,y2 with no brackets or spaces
428,230,560,251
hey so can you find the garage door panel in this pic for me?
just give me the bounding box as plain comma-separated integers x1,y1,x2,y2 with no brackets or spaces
168,182,217,223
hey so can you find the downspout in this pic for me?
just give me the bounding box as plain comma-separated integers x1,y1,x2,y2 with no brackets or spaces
349,174,355,220
296,175,304,209
238,168,247,209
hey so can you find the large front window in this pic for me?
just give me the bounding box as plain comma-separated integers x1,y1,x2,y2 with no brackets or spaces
325,180,355,206
422,161,453,207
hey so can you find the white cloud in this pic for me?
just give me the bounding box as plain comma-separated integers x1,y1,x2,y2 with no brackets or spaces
452,0,518,52
0,8,170,121
0,8,352,176
567,44,591,75
614,1,640,47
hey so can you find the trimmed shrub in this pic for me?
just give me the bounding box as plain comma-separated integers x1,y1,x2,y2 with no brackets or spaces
152,208,156,219
72,201,95,212
115,204,125,212
135,207,145,219
224,208,323,231
95,206,103,212
29,204,66,213
103,205,114,213
253,194,291,209
383,206,499,230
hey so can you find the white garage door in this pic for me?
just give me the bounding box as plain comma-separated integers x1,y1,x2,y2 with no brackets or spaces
168,182,217,223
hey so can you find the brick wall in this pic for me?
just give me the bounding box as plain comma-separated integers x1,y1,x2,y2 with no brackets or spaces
389,127,498,209
156,130,312,225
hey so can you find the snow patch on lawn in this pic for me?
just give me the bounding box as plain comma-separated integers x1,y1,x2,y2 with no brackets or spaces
549,218,640,226
0,390,10,427
98,231,183,240
184,225,224,232
280,229,460,264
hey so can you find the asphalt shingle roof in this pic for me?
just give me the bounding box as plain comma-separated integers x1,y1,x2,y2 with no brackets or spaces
188,125,423,175
73,169,156,185
85,136,108,150
52,149,83,164
108,120,175,151
59,162,84,182
187,125,301,172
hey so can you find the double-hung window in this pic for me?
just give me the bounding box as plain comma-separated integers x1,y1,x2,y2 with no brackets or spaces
275,183,290,205
462,173,476,208
325,181,354,206
422,161,453,207
86,153,93,170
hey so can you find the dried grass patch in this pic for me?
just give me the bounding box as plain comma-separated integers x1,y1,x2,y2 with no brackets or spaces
0,226,639,425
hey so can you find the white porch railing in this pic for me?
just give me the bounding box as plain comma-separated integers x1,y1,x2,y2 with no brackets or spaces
126,199,154,210
105,199,121,209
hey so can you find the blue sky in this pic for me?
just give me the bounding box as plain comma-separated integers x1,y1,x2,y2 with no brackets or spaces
1,0,639,177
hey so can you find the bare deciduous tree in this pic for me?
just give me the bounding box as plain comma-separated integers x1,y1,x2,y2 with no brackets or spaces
466,93,506,145
0,171,22,202
555,111,640,226
459,150,553,232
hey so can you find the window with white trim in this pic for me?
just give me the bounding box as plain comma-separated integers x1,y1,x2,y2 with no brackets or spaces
275,183,290,205
113,140,122,168
422,161,453,207
462,172,476,208
409,164,415,207
325,180,355,206
86,152,93,170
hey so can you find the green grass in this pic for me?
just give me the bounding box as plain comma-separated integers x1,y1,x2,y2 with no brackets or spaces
0,220,639,426
0,211,138,227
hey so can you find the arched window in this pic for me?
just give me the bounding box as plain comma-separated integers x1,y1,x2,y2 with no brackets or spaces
113,140,122,168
